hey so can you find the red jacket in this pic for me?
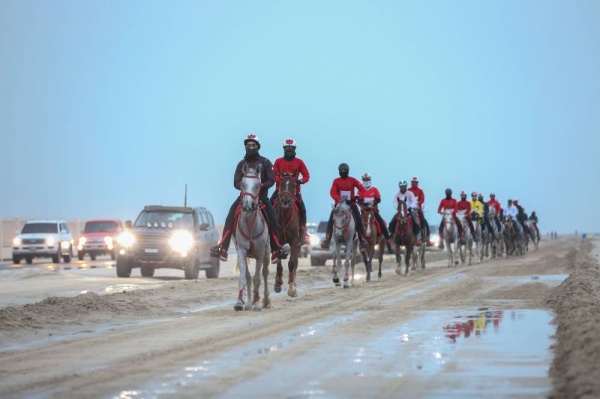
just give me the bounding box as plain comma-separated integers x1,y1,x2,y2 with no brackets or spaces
457,200,472,218
358,186,382,209
408,186,425,210
330,176,365,203
487,199,501,216
273,157,310,194
438,198,458,218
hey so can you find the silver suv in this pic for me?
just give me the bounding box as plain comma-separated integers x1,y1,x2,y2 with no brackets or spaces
12,220,74,264
115,205,220,279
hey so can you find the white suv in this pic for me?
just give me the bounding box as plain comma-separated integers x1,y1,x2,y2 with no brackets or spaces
12,220,74,264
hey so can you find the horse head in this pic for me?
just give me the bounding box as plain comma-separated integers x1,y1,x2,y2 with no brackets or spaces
240,164,262,213
333,201,352,233
277,172,297,209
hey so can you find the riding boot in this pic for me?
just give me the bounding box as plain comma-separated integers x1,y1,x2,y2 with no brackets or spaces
438,232,444,249
301,224,311,246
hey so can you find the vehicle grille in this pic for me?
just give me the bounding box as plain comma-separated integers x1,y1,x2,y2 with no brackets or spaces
134,235,171,262
23,239,45,245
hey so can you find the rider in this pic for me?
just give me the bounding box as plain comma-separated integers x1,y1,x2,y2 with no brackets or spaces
529,211,541,237
209,135,288,264
457,191,475,236
408,176,433,246
477,193,496,239
470,191,484,229
437,188,460,249
513,198,528,233
270,138,311,246
356,172,394,254
320,163,368,250
504,199,523,234
389,180,422,244
487,193,503,231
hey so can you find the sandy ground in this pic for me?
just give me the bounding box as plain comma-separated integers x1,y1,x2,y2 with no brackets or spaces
0,237,598,398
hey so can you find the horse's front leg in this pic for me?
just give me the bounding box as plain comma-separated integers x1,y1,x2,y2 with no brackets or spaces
343,247,351,288
274,261,283,293
262,249,271,309
235,253,248,311
287,257,298,298
405,247,412,275
332,249,341,286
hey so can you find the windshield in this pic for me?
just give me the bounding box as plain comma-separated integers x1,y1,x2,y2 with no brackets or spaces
84,221,117,233
21,223,58,234
134,211,194,229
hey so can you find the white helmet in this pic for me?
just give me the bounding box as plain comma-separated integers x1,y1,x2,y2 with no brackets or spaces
361,172,372,181
283,138,296,148
398,180,408,187
244,134,261,149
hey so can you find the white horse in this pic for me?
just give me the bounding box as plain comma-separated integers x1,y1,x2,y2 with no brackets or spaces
331,201,363,288
440,209,458,267
233,164,271,311
456,210,472,265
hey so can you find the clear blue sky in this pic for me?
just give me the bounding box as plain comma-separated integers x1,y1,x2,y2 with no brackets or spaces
2,1,599,234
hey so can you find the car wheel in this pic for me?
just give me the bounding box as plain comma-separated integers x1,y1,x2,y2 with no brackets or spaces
205,256,220,279
63,247,72,263
51,249,60,264
78,252,84,261
116,255,132,277
140,265,155,277
25,257,33,264
185,257,200,280
12,255,21,264
110,250,116,261
91,254,97,261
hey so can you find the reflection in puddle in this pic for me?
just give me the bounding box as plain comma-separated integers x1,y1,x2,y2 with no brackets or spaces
115,309,554,399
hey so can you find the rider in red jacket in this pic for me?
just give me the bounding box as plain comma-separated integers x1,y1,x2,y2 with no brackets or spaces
487,193,503,231
320,163,368,250
437,188,461,249
456,191,475,236
270,138,311,245
356,172,393,254
408,176,433,246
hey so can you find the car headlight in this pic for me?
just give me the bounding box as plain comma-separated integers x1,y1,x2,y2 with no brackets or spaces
60,240,70,249
46,236,56,246
310,234,321,246
78,237,87,246
169,230,194,254
117,231,136,248
104,236,114,249
13,237,22,246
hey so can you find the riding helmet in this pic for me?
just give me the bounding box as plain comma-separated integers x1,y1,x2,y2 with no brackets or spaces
244,134,261,149
283,138,296,148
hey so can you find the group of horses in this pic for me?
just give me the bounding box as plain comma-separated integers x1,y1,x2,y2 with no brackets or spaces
441,207,540,268
230,165,540,311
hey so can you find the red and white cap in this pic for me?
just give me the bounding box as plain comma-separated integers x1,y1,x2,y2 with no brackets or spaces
411,176,419,183
244,134,260,148
283,138,296,148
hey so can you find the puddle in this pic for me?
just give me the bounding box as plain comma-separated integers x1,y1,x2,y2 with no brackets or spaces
484,274,568,286
112,308,554,399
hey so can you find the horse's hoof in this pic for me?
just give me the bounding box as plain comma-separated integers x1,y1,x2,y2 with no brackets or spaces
288,288,297,298
234,302,244,311
274,284,282,293
333,277,339,284
343,284,350,289
335,282,341,287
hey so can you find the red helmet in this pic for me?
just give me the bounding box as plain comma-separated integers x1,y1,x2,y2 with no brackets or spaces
283,138,296,148
361,172,372,181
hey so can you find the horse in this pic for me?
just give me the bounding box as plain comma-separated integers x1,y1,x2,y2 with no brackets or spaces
331,201,365,287
483,208,502,259
233,164,271,311
410,210,426,272
503,217,525,256
360,203,385,280
441,209,459,267
526,219,540,250
468,211,483,265
273,172,300,297
392,201,416,275
456,210,472,265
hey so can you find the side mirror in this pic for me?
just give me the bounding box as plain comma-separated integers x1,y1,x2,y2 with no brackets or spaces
125,220,132,229
199,223,210,231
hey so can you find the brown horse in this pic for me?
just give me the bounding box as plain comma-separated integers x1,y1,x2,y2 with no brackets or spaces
360,203,386,280
392,200,416,275
273,172,300,297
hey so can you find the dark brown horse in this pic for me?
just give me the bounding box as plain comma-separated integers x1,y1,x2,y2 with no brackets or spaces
392,200,416,275
273,172,300,297
361,203,385,280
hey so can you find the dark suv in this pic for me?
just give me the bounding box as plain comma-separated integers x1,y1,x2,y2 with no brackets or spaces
115,205,220,279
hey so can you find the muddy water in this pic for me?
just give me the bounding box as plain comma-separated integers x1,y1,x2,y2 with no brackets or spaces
116,309,554,399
